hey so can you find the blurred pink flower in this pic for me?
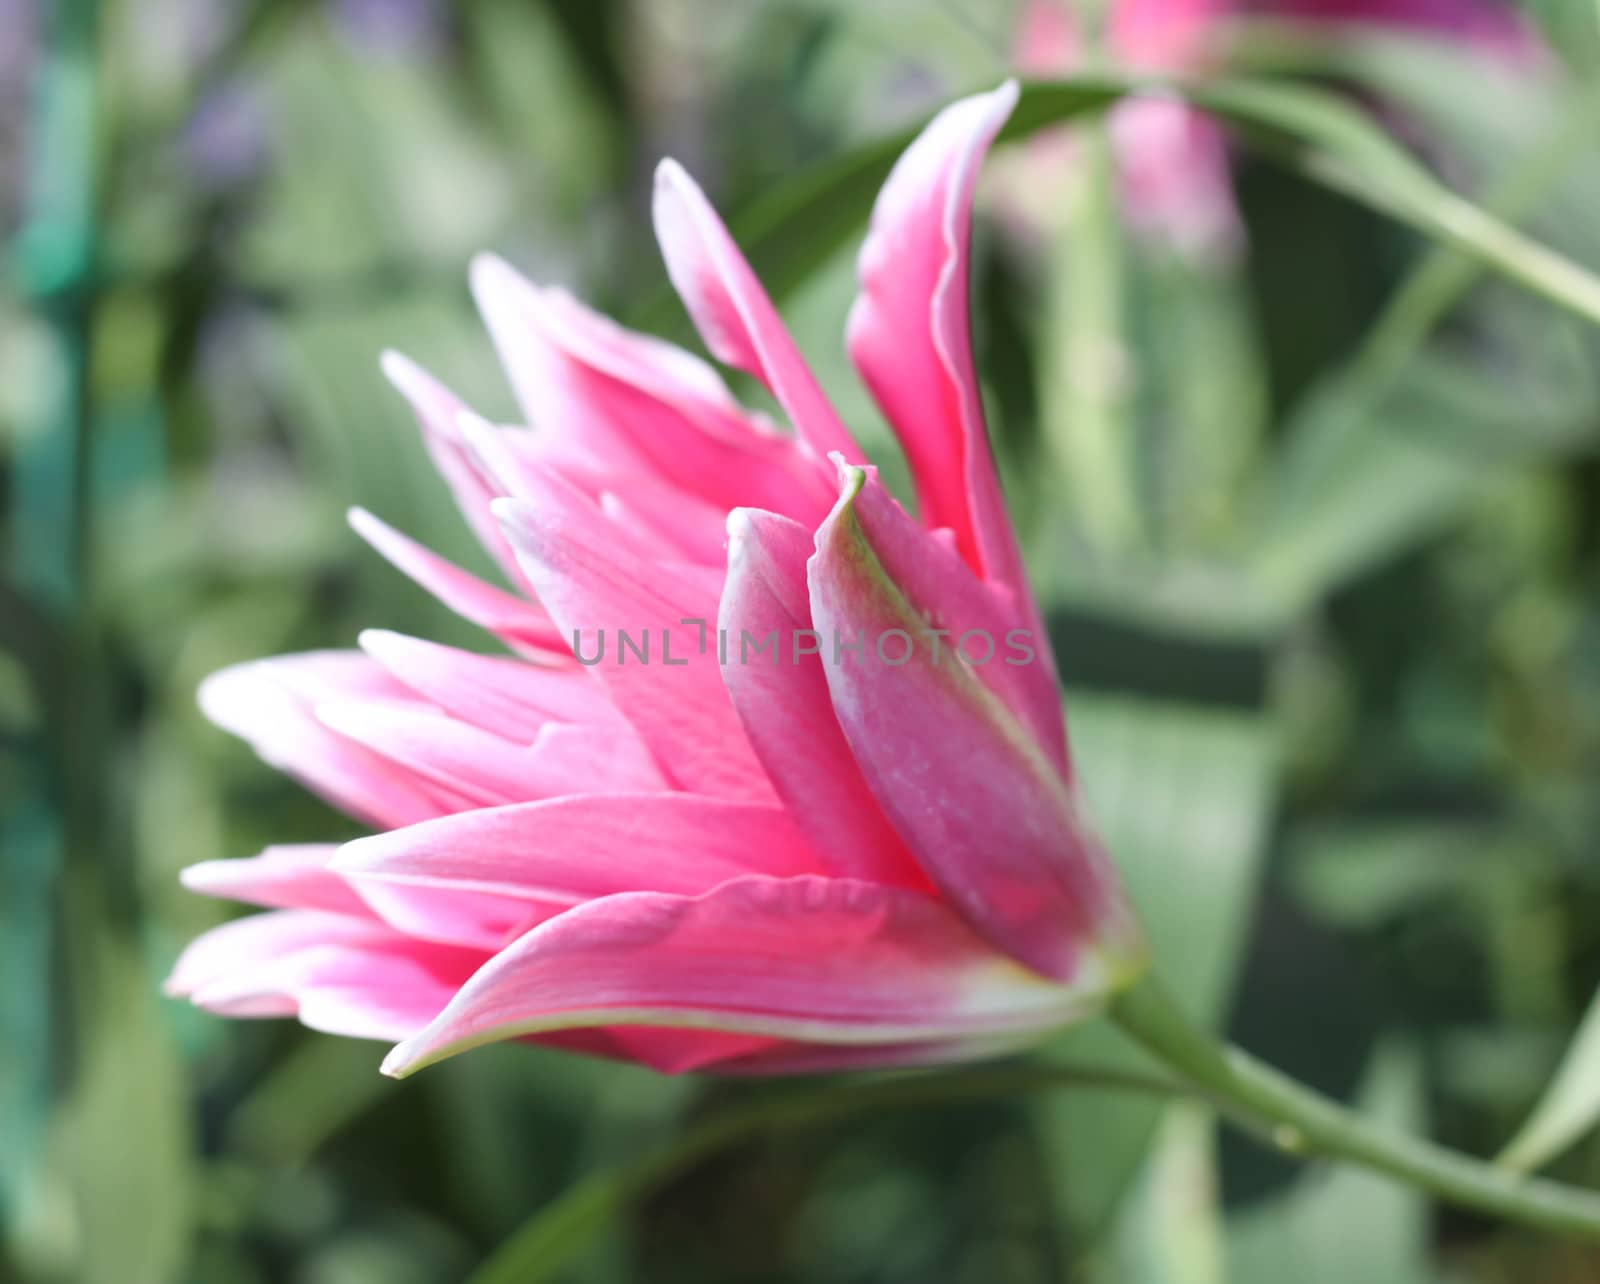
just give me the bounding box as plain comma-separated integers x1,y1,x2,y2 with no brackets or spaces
167,82,1145,1078
1014,0,1541,259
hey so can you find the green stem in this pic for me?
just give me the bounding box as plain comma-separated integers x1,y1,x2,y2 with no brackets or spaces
1045,122,1144,554
1347,77,1600,394
1112,973,1600,1239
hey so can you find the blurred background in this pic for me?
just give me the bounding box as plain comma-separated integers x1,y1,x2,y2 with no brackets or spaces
4,0,1600,1280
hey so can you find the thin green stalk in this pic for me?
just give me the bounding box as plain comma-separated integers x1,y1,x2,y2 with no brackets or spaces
1347,77,1600,394
2,0,101,1228
1184,76,1600,331
1045,122,1145,554
1112,974,1600,1239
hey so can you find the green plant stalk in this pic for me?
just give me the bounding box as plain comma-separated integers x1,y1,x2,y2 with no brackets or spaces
1183,75,1600,330
1346,76,1600,394
1111,973,1600,1239
1045,123,1145,553
2,0,100,1229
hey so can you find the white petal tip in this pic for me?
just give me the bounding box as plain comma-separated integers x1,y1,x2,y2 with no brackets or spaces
380,1044,420,1078
325,834,375,874
177,861,222,893
468,251,515,291
653,156,690,189
453,406,496,438
378,348,418,385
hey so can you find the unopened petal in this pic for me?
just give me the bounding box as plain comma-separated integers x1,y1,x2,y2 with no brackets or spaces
807,465,1142,983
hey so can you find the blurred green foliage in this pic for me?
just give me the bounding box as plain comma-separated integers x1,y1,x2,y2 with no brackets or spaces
5,1,1600,1281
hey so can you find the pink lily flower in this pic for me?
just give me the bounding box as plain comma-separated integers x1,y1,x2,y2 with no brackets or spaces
1015,0,1542,259
167,81,1145,1078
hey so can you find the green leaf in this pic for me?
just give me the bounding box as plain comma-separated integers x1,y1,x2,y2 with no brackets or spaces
37,936,195,1284
1098,1104,1226,1284
1250,347,1596,603
1497,986,1600,1174
1131,253,1270,554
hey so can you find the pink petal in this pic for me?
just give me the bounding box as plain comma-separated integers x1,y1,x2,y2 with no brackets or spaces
199,653,465,827
518,721,670,795
807,465,1142,983
1109,98,1242,261
469,256,835,524
472,254,740,432
1110,0,1227,69
350,881,560,953
380,351,528,587
532,1026,787,1074
334,793,822,908
1015,0,1080,72
652,160,864,463
828,464,1067,771
180,844,370,917
380,874,1088,1077
314,700,571,807
714,1030,1050,1076
495,491,776,803
166,909,484,1042
357,628,616,741
596,485,731,569
717,506,929,889
347,506,569,659
846,80,1052,679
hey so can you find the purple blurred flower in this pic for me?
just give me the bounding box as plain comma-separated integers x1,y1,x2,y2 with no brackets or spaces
332,0,443,54
183,82,272,189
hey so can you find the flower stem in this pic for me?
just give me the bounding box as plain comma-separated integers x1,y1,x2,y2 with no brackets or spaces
1111,973,1600,1239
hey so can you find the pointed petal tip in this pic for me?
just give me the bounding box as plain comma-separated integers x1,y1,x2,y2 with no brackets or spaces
377,348,413,384
831,458,868,502
468,249,517,296
652,155,691,193
379,1042,418,1078
195,660,259,728
488,495,529,528
355,626,396,653
325,831,376,874
177,860,222,894
355,627,428,677
379,352,462,435
469,253,550,338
